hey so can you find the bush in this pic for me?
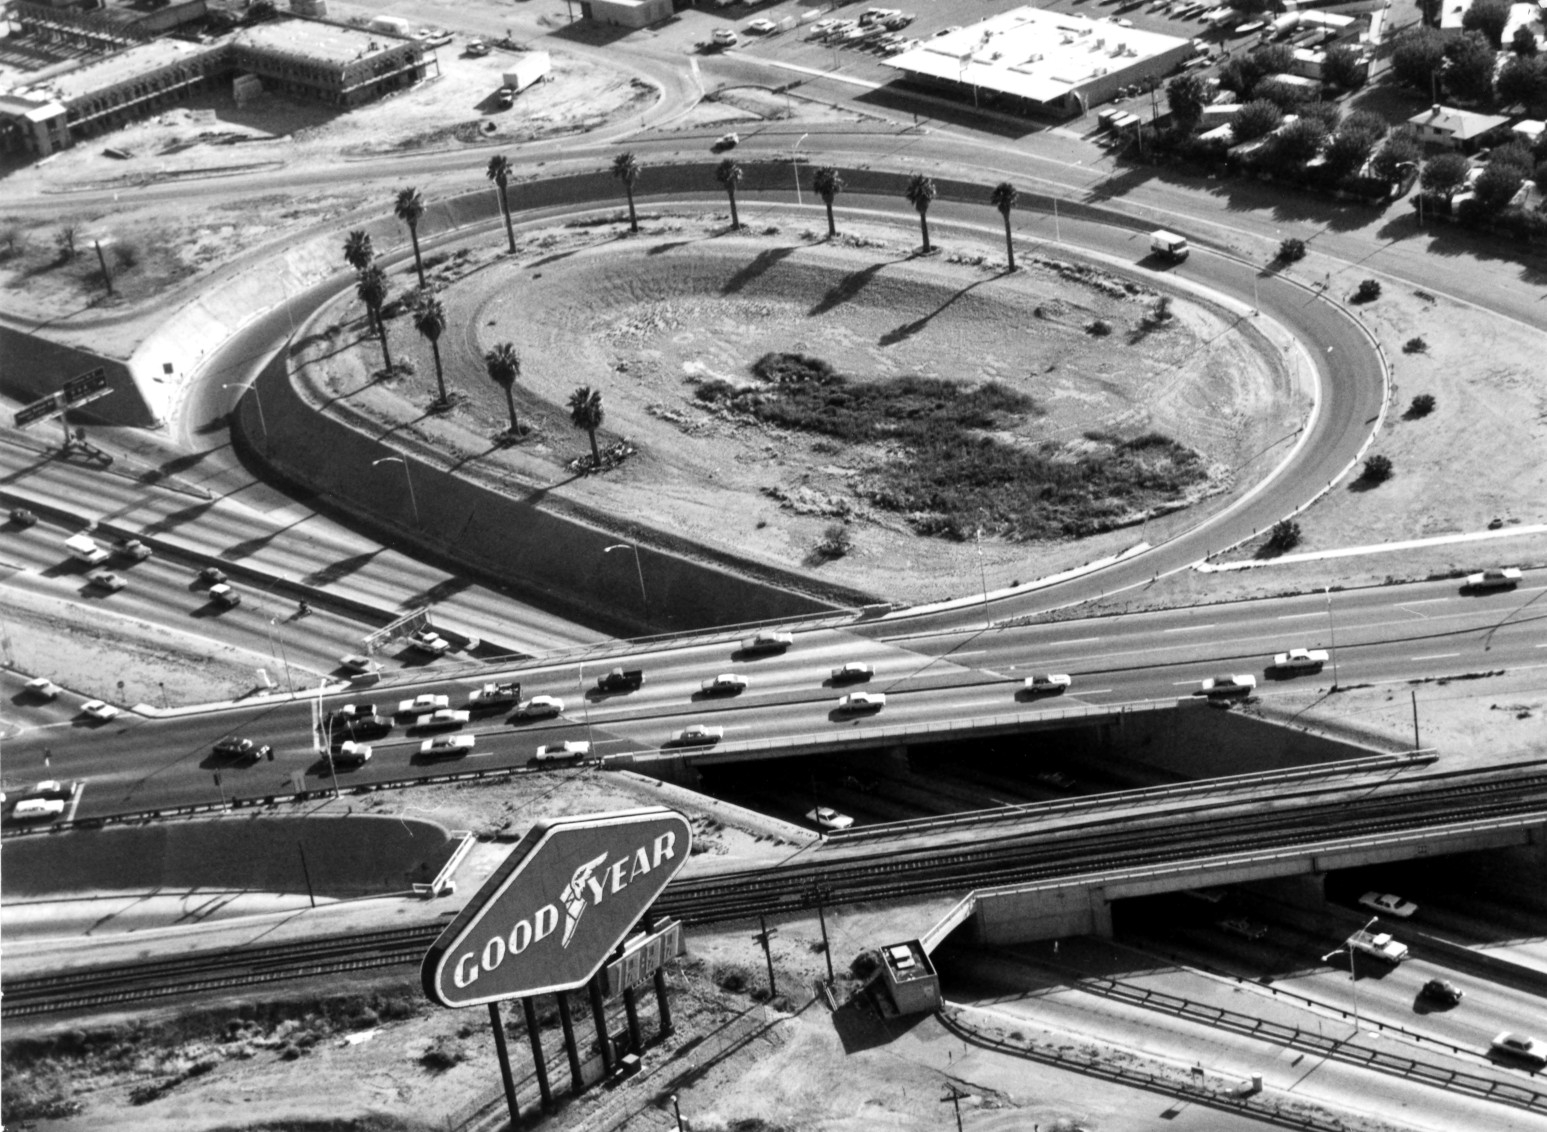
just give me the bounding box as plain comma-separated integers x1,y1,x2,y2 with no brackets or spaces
815,522,853,560
1408,393,1436,417
420,1037,466,1071
1403,337,1428,354
1277,238,1307,263
752,352,837,385
1362,454,1394,483
1266,518,1302,552
1354,279,1381,303
1086,318,1113,337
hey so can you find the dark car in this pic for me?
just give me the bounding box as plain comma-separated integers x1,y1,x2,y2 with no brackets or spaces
199,566,228,585
1421,979,1463,1006
10,508,38,528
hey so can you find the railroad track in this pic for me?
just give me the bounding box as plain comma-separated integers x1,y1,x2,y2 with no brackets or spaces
8,770,1547,1018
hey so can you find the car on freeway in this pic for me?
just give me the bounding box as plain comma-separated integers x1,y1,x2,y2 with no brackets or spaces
414,708,471,731
398,693,450,716
340,714,392,740
1271,648,1328,674
1023,673,1072,693
1421,979,1463,1006
837,691,886,714
10,507,38,528
1359,891,1418,918
421,733,476,758
328,702,375,722
1464,567,1522,591
114,538,152,561
745,17,777,33
87,570,127,592
340,654,383,675
329,740,373,765
215,737,272,761
80,700,120,722
514,695,565,719
1216,917,1268,940
741,629,793,654
807,806,854,831
1491,1032,1547,1067
933,25,962,36
407,629,452,655
673,723,724,746
701,673,749,695
1035,770,1076,791
712,28,739,47
30,780,67,797
532,740,592,766
24,677,62,699
830,662,873,683
1200,674,1256,696
467,681,522,709
208,583,241,608
466,39,490,55
199,566,228,585
711,132,739,152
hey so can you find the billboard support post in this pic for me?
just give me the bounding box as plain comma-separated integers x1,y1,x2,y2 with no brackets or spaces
557,992,585,1094
757,914,778,998
588,976,615,1078
622,984,642,1055
488,1001,521,1128
646,912,674,1037
522,997,554,1109
815,892,835,985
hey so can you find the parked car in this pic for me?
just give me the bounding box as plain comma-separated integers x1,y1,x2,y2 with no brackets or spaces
10,507,38,528
673,724,723,746
1216,917,1267,940
24,676,62,699
1491,1032,1546,1067
115,538,152,561
1271,648,1328,674
466,39,490,56
701,673,749,695
1023,673,1072,693
741,629,793,654
837,691,886,713
1359,891,1418,918
421,734,476,758
1201,674,1256,696
339,654,383,674
1464,567,1522,591
87,570,127,592
80,700,119,721
1421,979,1463,1006
398,693,450,716
830,662,874,683
514,695,565,719
807,806,854,831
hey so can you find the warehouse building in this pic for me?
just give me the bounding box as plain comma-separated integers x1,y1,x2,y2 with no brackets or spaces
882,6,1195,117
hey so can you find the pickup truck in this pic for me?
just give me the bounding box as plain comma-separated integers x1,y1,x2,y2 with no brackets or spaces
467,682,521,709
1271,648,1328,673
1347,928,1408,964
596,668,645,692
115,538,153,561
407,630,451,655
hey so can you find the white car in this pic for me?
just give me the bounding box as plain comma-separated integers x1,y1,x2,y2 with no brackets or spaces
1465,567,1521,590
420,734,475,758
340,654,383,674
712,28,739,46
701,673,749,695
24,677,62,699
398,694,450,716
407,630,451,655
745,17,777,33
1201,674,1256,696
1359,891,1418,918
331,740,373,765
1114,16,1134,26
515,695,565,719
807,806,854,831
1023,673,1072,693
1491,1032,1547,1067
414,708,471,731
830,662,874,683
741,629,794,654
81,700,120,721
87,570,127,592
1272,648,1328,673
837,691,886,713
673,724,724,746
532,740,592,765
208,583,241,608
810,18,838,33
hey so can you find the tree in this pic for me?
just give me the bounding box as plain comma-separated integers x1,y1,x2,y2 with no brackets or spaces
905,173,937,253
1444,32,1497,103
568,385,604,467
1323,128,1380,180
248,0,278,21
1264,118,1328,171
1256,76,1315,112
1252,43,1294,75
1218,55,1266,99
486,155,516,254
1408,393,1436,416
1361,453,1393,483
1277,237,1307,262
1166,73,1207,130
812,166,844,239
1420,152,1471,201
414,296,449,407
715,158,743,230
1231,99,1284,142
612,151,642,234
1354,279,1382,302
1300,101,1343,132
343,229,374,272
394,187,427,288
485,342,522,436
1370,133,1422,182
1536,159,1547,193
1321,45,1366,90
1511,25,1539,57
1461,0,1510,49
1391,27,1447,94
1471,162,1525,211
355,264,393,375
990,181,1019,270
56,224,78,261
1497,55,1547,111
1265,519,1302,553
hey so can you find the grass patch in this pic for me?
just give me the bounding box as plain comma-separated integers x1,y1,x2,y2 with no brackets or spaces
708,354,1210,541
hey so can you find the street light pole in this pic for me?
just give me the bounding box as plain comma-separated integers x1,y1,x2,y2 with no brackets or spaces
222,382,269,449
793,133,808,207
605,543,647,612
267,617,295,694
1325,585,1340,689
372,456,420,526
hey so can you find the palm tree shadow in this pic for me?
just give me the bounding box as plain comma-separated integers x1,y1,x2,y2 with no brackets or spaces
810,258,901,317
878,277,990,347
375,403,443,443
449,439,511,472
646,240,695,256
721,245,797,294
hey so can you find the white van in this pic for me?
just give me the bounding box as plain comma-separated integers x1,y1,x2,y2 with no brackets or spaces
12,797,66,821
1150,230,1189,261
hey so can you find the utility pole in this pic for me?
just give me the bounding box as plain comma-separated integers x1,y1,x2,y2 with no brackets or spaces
1411,689,1420,750
755,915,778,998
941,1084,967,1132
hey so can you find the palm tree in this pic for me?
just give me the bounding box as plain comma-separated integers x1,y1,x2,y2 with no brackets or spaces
568,385,604,467
990,181,1019,271
812,166,844,240
715,158,743,231
355,264,392,375
413,296,449,408
612,152,642,234
486,155,516,254
343,229,374,272
394,186,427,287
905,174,937,254
485,342,522,436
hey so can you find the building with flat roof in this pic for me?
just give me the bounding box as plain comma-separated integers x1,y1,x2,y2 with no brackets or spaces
579,0,675,28
881,6,1195,117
